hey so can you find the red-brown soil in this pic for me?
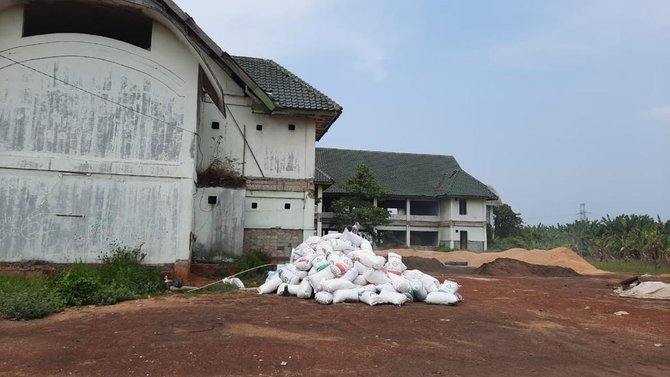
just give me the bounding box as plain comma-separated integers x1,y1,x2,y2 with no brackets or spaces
475,257,581,277
2,270,670,377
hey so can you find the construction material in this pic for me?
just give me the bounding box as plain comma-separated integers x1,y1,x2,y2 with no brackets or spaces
616,281,670,300
257,230,463,307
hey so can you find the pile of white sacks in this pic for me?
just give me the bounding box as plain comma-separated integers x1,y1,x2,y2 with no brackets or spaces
257,229,462,306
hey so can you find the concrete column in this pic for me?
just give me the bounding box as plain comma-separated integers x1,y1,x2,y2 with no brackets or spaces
316,186,323,236
406,199,411,247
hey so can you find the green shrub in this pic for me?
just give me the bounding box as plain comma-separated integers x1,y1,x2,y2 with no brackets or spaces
0,276,64,320
51,263,104,306
98,245,164,296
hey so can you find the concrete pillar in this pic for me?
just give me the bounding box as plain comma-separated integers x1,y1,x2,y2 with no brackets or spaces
316,186,323,236
406,199,411,247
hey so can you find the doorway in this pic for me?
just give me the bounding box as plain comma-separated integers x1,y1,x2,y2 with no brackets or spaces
460,231,468,250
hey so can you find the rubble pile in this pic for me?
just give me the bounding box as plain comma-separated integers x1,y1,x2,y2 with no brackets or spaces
257,229,463,306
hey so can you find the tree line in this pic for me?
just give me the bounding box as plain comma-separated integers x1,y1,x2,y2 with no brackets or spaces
492,204,670,263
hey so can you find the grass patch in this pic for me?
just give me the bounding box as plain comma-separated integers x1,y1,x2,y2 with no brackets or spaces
175,283,240,295
0,276,65,320
1,245,167,320
588,259,670,275
233,250,273,287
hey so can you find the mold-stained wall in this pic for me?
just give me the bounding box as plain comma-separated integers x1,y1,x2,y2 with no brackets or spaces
197,86,318,252
0,4,199,263
192,187,245,260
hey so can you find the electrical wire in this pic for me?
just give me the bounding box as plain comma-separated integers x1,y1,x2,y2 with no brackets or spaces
0,52,196,135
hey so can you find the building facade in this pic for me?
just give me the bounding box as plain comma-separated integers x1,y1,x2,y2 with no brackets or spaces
315,148,498,251
0,0,341,267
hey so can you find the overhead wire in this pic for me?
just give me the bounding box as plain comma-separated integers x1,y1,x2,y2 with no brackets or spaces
0,52,197,136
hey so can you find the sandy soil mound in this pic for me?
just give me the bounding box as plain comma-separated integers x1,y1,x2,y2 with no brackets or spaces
475,258,580,277
384,247,606,275
402,256,447,275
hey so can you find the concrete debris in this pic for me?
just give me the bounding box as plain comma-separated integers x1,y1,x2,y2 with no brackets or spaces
257,229,463,306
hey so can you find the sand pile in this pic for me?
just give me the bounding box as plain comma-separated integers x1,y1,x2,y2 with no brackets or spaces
388,247,606,275
475,258,580,277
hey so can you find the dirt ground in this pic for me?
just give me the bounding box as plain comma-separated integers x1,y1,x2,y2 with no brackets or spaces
2,270,670,377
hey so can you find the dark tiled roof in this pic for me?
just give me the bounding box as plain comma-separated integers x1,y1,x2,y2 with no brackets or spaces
316,148,498,199
314,167,334,184
232,56,342,112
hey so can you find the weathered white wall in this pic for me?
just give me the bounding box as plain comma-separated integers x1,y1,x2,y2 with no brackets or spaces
198,99,316,179
197,89,319,244
0,5,199,262
0,169,190,263
192,187,245,260
245,191,315,239
441,198,486,221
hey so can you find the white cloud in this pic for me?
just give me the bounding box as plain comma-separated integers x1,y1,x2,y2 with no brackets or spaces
650,106,670,120
174,0,390,80
491,0,670,67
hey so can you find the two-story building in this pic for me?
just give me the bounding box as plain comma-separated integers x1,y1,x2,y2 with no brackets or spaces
0,0,341,270
315,148,498,250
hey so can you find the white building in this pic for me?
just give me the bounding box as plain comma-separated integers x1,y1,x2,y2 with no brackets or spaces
0,0,341,273
315,148,498,251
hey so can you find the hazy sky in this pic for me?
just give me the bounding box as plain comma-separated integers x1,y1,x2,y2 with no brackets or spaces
175,0,670,225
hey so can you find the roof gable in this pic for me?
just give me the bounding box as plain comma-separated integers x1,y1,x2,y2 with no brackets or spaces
316,148,498,199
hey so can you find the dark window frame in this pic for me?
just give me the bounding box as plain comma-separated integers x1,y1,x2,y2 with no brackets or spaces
459,199,467,215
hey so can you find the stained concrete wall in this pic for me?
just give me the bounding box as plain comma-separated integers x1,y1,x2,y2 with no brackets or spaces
0,4,199,263
192,187,245,261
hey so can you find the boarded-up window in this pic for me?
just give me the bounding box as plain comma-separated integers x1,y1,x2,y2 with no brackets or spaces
23,3,153,49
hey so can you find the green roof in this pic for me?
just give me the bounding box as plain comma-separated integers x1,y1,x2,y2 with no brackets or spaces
315,148,498,200
232,56,342,113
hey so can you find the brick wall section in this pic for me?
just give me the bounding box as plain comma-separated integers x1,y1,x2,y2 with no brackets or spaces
246,178,314,194
244,228,303,257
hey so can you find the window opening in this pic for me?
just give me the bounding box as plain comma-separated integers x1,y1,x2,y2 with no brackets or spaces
23,3,153,50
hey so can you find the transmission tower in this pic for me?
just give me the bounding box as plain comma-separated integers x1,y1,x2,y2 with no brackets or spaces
579,203,587,221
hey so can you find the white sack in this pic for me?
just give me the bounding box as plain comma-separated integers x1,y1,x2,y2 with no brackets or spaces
388,273,411,293
353,275,368,286
341,268,359,282
315,291,334,305
311,254,330,272
420,273,440,293
378,290,409,306
297,278,313,299
331,238,355,252
330,256,354,277
319,278,357,293
438,280,461,295
276,283,299,296
410,278,428,302
303,236,322,248
322,232,342,240
359,290,383,306
355,253,386,270
363,269,390,285
354,261,371,275
360,239,373,252
294,253,315,271
342,228,364,248
385,252,406,276
278,267,300,285
306,268,335,291
257,276,283,294
332,288,361,304
222,277,245,289
425,291,459,305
